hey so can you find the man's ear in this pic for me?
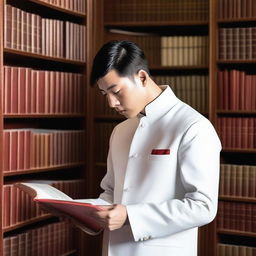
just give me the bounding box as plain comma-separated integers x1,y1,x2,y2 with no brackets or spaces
137,69,148,86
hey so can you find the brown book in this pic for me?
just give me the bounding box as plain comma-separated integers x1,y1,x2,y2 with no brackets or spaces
4,4,12,48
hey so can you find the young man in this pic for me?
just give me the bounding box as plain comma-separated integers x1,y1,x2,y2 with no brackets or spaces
89,40,221,256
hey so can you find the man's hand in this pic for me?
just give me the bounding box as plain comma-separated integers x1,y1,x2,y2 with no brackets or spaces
92,204,128,231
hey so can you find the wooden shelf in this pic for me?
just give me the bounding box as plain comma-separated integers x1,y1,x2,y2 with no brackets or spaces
95,162,107,167
3,214,52,233
217,59,256,64
28,0,86,18
217,229,256,238
3,162,85,177
219,196,256,203
222,148,256,153
218,110,256,115
6,0,86,19
4,114,86,119
105,21,209,27
95,115,125,121
218,17,256,23
150,65,209,71
4,48,86,66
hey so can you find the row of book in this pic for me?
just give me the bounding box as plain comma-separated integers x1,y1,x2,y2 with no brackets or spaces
95,75,209,115
153,75,208,113
217,117,256,149
3,66,85,115
106,30,161,67
40,0,86,14
3,221,75,256
219,164,256,198
104,0,209,22
217,70,256,111
107,31,209,67
4,4,86,61
219,27,256,60
161,36,209,66
217,201,255,233
2,179,84,228
218,0,256,19
3,129,84,172
218,243,256,256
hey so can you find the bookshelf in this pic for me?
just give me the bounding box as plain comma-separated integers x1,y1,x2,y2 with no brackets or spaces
0,0,93,255
89,0,256,255
90,1,216,256
214,0,256,255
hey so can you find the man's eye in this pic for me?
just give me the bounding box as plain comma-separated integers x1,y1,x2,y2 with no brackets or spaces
113,90,120,95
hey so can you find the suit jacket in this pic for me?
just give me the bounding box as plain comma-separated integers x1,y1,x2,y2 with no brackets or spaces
98,86,221,256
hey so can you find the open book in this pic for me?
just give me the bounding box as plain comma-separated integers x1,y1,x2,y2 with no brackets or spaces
15,182,111,235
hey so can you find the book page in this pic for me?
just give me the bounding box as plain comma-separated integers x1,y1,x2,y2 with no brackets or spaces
73,198,111,206
16,183,73,200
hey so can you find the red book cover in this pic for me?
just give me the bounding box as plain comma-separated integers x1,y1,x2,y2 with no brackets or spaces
44,71,50,114
230,70,238,110
18,67,26,114
31,70,37,114
17,130,25,170
49,71,55,114
5,66,12,114
10,130,18,171
3,131,10,172
37,71,45,113
239,71,246,110
11,67,19,114
245,75,252,111
3,185,11,227
10,185,17,226
55,72,60,113
25,68,32,114
15,182,109,235
223,70,229,110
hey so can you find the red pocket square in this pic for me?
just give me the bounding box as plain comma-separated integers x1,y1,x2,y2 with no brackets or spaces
151,149,170,155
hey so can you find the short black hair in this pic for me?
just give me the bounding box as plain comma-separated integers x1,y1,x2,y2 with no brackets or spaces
90,40,150,86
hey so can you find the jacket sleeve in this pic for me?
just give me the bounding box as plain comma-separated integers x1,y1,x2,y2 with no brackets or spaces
126,120,222,241
98,127,117,204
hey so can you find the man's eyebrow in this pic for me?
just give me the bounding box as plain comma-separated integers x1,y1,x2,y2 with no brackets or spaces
100,84,117,92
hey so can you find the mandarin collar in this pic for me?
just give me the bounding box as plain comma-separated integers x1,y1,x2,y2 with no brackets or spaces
137,85,179,124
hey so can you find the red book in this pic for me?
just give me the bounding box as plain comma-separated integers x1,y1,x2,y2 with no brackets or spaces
11,67,19,114
18,67,26,114
15,182,111,235
3,131,10,172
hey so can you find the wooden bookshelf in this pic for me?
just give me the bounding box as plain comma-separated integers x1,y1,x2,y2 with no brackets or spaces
0,0,93,255
3,162,85,177
105,21,209,27
219,196,256,203
88,0,256,256
4,48,86,66
215,0,256,254
217,229,256,238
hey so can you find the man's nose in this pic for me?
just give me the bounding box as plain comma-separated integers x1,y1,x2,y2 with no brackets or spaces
107,94,120,108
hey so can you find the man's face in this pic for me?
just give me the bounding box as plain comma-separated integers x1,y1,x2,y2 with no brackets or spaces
97,70,147,118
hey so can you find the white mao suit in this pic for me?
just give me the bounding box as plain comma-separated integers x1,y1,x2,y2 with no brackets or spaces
93,85,221,256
